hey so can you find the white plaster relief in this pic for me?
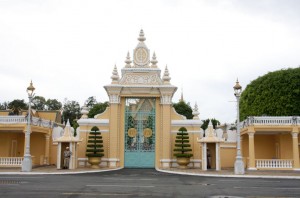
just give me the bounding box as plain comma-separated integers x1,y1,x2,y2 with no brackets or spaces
160,95,172,104
109,94,120,104
120,74,161,85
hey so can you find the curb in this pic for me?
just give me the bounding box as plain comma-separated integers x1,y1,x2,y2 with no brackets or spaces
0,167,122,175
156,169,300,180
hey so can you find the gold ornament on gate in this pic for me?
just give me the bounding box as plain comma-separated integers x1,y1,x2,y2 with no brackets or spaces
143,128,152,138
128,128,137,137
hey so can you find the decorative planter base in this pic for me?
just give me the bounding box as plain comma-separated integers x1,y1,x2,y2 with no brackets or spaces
176,157,190,169
88,157,101,169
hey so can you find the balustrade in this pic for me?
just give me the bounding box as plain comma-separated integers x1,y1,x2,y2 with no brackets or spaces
255,159,293,169
0,157,24,167
241,116,299,128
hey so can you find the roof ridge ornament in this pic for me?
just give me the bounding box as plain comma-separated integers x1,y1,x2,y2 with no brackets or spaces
125,51,132,68
151,52,158,68
111,65,120,84
192,102,200,120
138,29,146,42
162,65,171,85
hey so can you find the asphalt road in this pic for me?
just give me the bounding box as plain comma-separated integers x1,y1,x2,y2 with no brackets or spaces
1,169,300,198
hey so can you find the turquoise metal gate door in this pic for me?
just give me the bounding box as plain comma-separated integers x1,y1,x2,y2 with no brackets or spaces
124,98,155,168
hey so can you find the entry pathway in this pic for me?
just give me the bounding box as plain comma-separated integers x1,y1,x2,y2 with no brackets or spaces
1,165,300,179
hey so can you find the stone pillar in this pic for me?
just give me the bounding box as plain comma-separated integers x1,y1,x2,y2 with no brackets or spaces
248,131,256,170
216,143,220,171
108,94,120,168
160,95,172,168
291,127,300,170
56,143,61,169
44,134,50,165
202,143,207,171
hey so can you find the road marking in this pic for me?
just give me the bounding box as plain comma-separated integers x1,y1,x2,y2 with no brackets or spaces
0,177,44,179
86,184,155,188
62,193,134,196
102,178,157,181
219,180,280,183
234,186,300,190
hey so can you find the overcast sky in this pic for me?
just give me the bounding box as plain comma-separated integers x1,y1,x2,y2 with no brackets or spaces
0,0,299,123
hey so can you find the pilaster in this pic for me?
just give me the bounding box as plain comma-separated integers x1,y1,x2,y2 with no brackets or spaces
44,134,50,165
160,98,172,167
248,131,256,170
291,127,300,170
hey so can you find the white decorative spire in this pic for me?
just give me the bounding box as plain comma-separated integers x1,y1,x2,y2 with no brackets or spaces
80,105,89,119
162,65,171,85
192,102,200,120
62,119,73,138
125,51,132,68
111,65,120,84
138,29,146,42
207,120,214,137
150,52,158,68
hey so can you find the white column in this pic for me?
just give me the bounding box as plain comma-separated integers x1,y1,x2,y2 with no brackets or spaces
202,143,207,171
57,143,61,169
216,143,220,171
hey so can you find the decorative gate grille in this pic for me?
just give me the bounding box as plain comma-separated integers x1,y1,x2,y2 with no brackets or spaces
124,98,155,168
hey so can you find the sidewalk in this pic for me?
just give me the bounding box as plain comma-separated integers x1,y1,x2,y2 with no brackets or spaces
1,165,300,179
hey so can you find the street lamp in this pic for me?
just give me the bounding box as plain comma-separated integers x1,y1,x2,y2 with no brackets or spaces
21,80,35,172
233,79,245,174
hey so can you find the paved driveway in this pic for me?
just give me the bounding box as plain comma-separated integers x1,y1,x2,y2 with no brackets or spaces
1,168,300,197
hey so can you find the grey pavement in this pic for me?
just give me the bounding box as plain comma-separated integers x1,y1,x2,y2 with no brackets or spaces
1,165,300,179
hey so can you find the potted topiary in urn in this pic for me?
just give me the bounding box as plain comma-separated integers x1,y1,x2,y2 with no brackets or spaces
173,127,193,168
86,126,104,168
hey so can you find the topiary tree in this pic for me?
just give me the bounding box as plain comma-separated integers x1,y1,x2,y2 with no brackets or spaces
173,127,193,158
240,67,300,120
86,126,104,158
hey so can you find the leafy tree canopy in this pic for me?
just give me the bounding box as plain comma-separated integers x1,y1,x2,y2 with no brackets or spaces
173,100,193,119
0,101,9,110
201,118,221,131
62,99,81,126
85,96,98,109
88,102,109,118
8,99,28,115
46,99,62,110
32,96,46,110
240,67,300,120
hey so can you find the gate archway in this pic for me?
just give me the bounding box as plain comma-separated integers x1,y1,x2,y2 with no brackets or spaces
124,98,156,168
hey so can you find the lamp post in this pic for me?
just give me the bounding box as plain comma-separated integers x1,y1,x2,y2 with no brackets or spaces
233,79,245,174
21,80,35,172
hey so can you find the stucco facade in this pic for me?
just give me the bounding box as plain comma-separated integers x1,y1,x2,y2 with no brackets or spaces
0,30,299,171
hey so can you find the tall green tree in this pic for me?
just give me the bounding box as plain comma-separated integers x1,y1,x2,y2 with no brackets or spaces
240,67,300,120
62,99,81,126
88,102,109,118
85,96,98,109
201,118,221,131
8,99,28,115
46,99,62,110
32,96,46,110
173,101,193,119
0,101,9,110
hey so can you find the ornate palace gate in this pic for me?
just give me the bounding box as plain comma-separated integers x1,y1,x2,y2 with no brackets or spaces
124,98,156,168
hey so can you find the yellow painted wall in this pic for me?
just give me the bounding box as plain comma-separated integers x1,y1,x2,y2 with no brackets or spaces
31,132,45,165
0,132,24,157
220,143,236,168
255,135,276,159
279,134,293,159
